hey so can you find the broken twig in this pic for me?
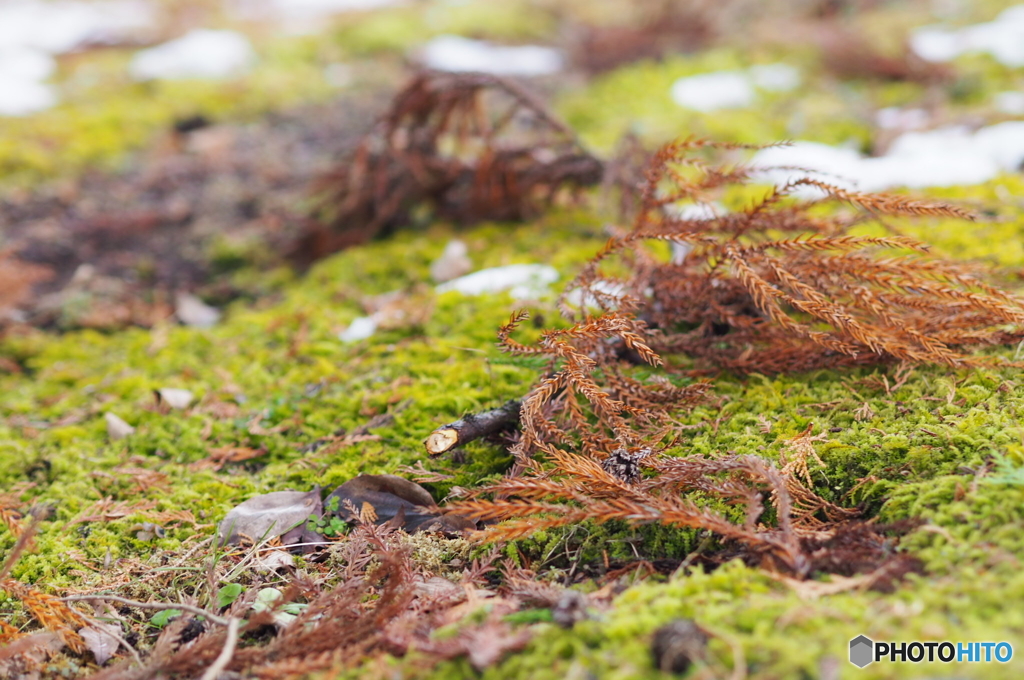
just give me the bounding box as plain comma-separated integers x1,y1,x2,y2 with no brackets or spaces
425,400,522,456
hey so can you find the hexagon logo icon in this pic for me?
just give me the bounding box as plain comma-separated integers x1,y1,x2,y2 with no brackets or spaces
849,635,874,668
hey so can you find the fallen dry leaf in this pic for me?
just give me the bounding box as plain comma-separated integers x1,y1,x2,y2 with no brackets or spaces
104,413,135,441
190,446,266,471
218,488,324,550
174,292,221,329
325,474,475,534
79,622,121,665
155,388,194,410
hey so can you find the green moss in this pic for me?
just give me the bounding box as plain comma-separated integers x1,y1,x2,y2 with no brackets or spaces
7,3,1024,676
5,200,1024,678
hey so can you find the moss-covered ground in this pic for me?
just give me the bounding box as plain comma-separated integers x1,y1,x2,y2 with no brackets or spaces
4,0,1024,678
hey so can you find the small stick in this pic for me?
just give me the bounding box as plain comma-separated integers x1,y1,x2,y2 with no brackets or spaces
424,400,522,456
199,617,240,680
63,595,230,627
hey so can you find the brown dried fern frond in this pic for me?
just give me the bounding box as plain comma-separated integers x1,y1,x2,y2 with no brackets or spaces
565,139,1024,373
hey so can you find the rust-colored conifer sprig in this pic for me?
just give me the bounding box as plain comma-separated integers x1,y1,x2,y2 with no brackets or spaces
496,310,711,466
301,71,603,262
444,138,1020,580
564,139,1024,374
450,446,877,577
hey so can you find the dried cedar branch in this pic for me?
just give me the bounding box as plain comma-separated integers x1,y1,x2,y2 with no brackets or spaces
425,400,522,456
446,137,1009,582
300,71,603,261
564,138,1024,373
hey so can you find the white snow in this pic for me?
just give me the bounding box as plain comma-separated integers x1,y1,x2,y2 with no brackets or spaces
0,48,57,115
0,1,154,115
748,63,801,92
995,91,1024,115
129,29,256,81
435,264,559,299
563,280,628,311
0,47,54,81
875,107,929,131
911,5,1024,67
339,316,378,342
667,202,725,263
0,0,154,54
670,71,755,112
419,35,563,76
228,0,403,24
751,122,1024,193
670,64,800,112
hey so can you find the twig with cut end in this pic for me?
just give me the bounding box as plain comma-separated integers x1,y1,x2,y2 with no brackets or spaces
425,400,522,456
199,617,240,680
63,595,230,627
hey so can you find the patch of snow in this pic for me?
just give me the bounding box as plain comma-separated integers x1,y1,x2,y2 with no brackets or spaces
228,0,403,24
995,91,1024,115
666,202,725,263
752,122,1024,192
339,315,378,342
973,122,1024,172
671,64,800,112
419,35,563,76
875,107,929,131
669,202,724,221
0,47,57,116
0,1,154,54
435,264,559,299
563,280,628,311
911,5,1024,67
129,29,255,81
670,71,754,112
909,26,963,62
748,63,801,92
0,76,56,116
0,48,54,81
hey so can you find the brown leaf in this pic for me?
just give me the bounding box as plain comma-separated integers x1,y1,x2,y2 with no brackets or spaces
217,488,324,549
325,474,475,534
79,622,121,665
190,446,266,471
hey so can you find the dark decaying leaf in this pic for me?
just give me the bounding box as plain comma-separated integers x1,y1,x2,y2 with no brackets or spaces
326,474,475,534
217,488,325,552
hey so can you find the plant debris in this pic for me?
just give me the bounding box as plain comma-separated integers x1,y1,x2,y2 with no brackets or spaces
217,488,325,551
443,138,1024,584
566,139,1022,374
326,474,475,534
425,399,522,457
301,71,603,261
651,619,709,674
